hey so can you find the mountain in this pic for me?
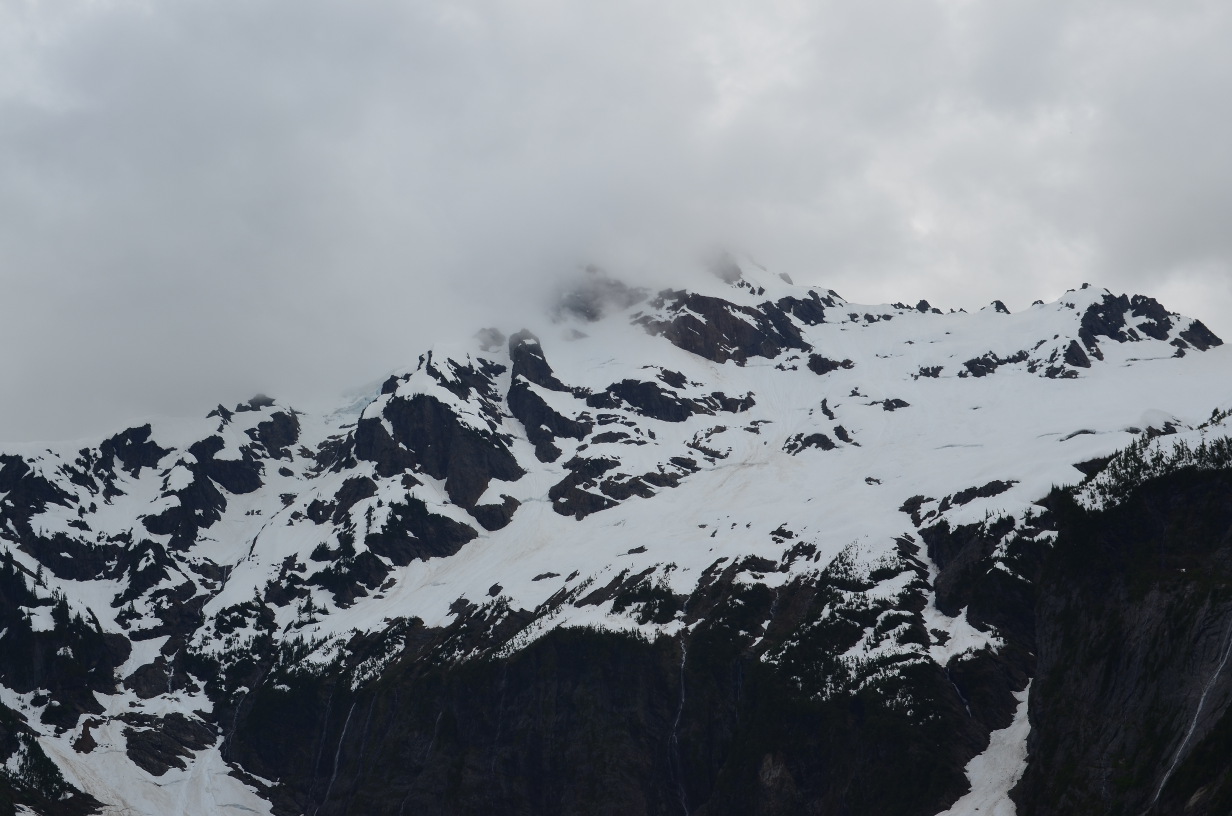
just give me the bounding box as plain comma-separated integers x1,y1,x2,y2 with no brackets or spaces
2,260,1231,815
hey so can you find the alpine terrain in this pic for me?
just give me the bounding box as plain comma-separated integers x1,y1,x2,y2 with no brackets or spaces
3,260,1232,815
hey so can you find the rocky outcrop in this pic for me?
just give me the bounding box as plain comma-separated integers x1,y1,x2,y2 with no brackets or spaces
121,712,215,776
363,497,478,564
637,292,811,364
359,391,524,510
506,335,591,463
0,554,131,732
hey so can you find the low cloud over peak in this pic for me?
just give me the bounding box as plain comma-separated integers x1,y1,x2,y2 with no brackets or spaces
4,0,1232,441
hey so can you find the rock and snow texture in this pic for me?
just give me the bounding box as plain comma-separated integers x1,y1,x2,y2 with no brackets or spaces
936,684,1032,816
0,260,1230,813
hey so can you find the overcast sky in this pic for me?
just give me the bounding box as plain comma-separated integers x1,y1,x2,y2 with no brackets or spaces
3,0,1232,443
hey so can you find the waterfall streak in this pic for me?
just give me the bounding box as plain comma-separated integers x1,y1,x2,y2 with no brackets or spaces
669,642,689,816
1153,620,1232,804
315,700,357,815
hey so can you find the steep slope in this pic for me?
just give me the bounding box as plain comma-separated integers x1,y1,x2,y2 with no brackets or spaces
1,261,1230,814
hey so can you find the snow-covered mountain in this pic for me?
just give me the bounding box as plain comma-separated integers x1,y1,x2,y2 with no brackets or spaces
3,260,1232,815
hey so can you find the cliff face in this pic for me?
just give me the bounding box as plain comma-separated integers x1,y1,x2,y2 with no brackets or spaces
1017,470,1232,816
222,562,995,816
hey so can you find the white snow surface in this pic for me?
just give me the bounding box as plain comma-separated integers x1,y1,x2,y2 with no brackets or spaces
934,683,1032,816
41,734,273,816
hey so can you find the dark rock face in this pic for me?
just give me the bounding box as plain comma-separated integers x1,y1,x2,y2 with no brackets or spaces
507,384,574,463
314,476,378,526
586,380,743,425
470,495,521,532
1180,319,1223,351
1014,471,1232,816
142,461,229,551
1062,339,1091,369
98,424,168,477
776,290,839,326
1130,294,1175,341
549,456,620,519
223,570,992,816
0,456,74,529
188,436,264,495
941,479,1017,511
507,350,591,462
1071,291,1223,356
637,292,811,364
588,380,693,422
919,514,1038,639
1079,292,1134,347
122,712,215,776
364,498,478,564
961,350,1028,378
362,391,524,510
252,411,301,459
806,354,854,376
351,418,415,477
508,330,570,392
0,554,131,733
784,433,836,454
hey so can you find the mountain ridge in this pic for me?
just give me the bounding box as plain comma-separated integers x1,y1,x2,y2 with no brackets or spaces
2,261,1230,815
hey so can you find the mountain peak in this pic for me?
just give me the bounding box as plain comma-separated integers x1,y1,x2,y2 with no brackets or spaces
0,265,1228,814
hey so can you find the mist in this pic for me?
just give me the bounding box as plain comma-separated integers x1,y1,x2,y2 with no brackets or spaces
4,0,1232,442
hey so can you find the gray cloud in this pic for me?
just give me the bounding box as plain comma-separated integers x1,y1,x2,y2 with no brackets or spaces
3,0,1232,441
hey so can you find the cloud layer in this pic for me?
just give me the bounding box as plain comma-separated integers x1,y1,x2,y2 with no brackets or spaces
4,0,1232,441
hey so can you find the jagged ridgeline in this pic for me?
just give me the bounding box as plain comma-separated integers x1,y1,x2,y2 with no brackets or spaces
2,260,1232,815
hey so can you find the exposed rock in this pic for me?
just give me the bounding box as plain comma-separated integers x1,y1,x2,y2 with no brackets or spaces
508,377,590,463
252,410,300,459
806,355,854,376
937,479,1017,512
121,713,215,776
364,392,524,509
364,498,478,565
187,436,264,495
1015,472,1232,815
783,433,836,455
97,425,168,477
1180,319,1223,351
549,456,620,519
637,292,811,364
1130,294,1174,340
961,350,1028,378
470,495,521,532
508,331,570,392
1062,339,1091,369
775,289,839,326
